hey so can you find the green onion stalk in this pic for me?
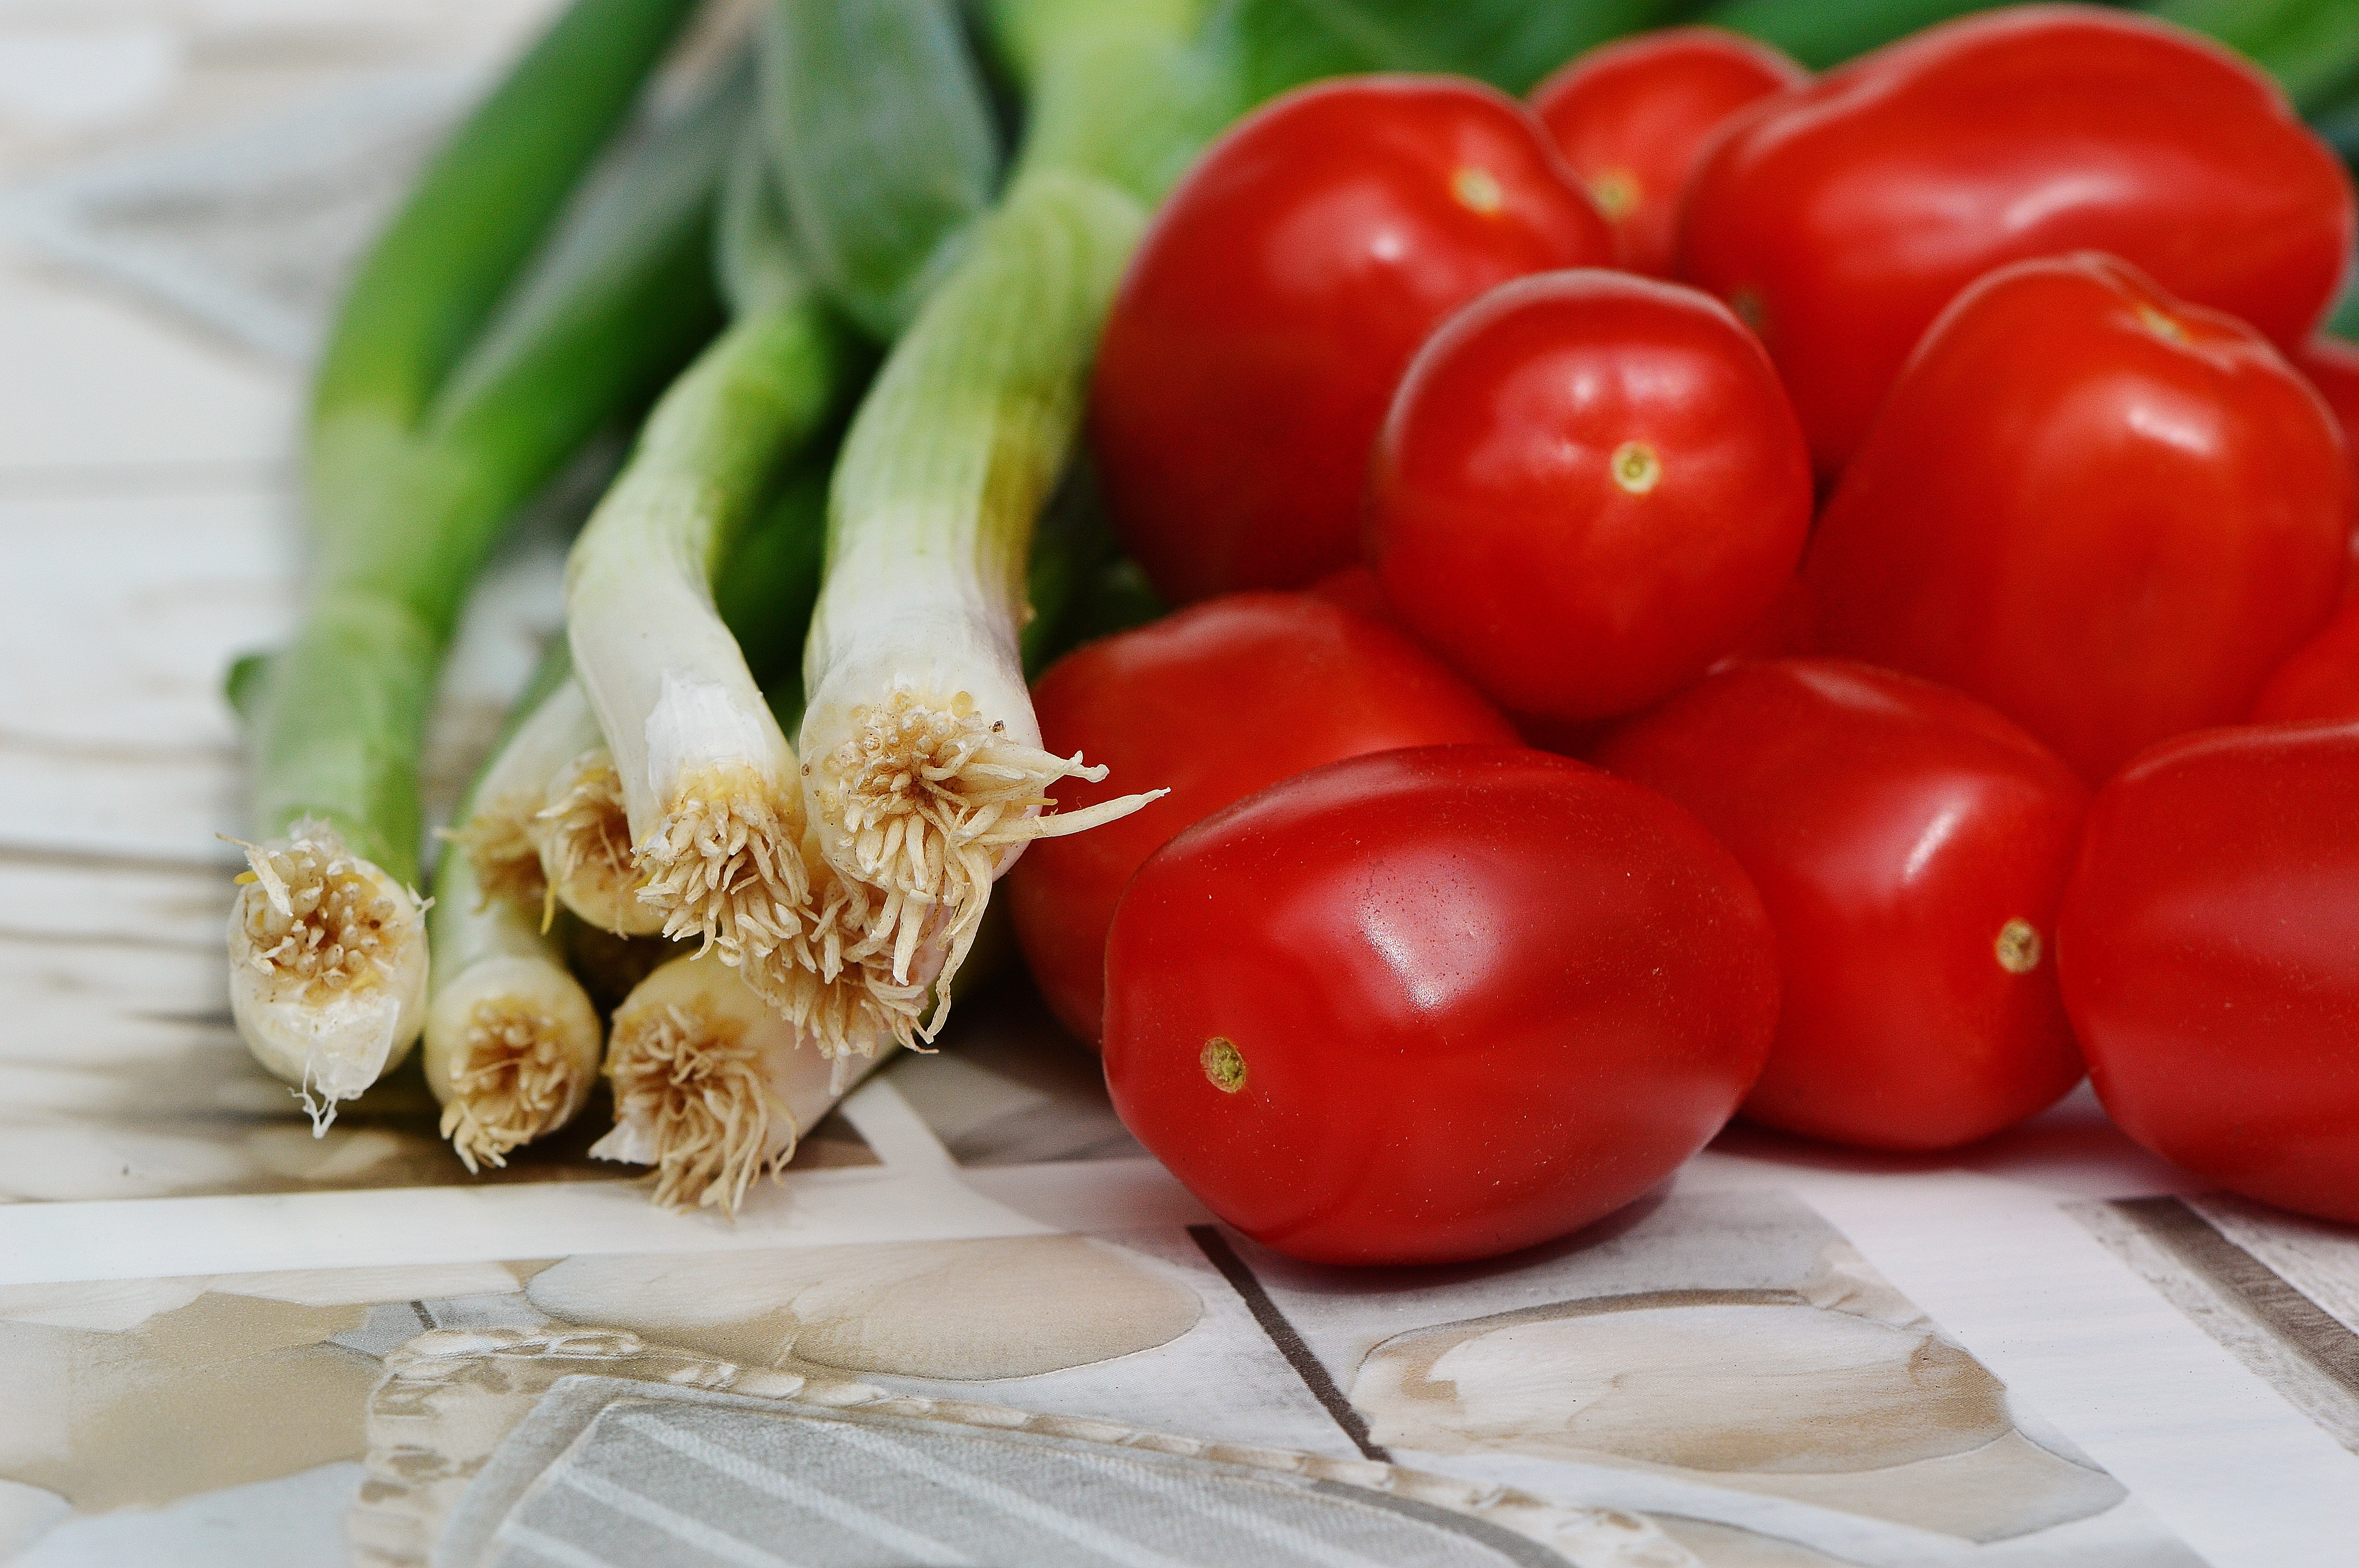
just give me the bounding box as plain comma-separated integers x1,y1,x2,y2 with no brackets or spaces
560,163,889,1185
791,1,1238,1038
229,0,728,1130
563,0,1010,1073
426,649,604,1172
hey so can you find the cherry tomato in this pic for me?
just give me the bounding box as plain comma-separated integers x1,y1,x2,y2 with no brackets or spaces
2252,599,2359,724
1305,564,1398,626
1680,7,2355,474
1805,254,2349,784
1008,594,1514,1044
1530,27,1805,278
1091,77,1615,606
2294,336,2359,568
2059,723,2359,1224
1592,659,2088,1151
1104,746,1779,1266
1368,269,1812,722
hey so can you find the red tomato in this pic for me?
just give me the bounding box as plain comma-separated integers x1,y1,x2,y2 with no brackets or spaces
2059,724,2359,1224
1592,659,2088,1151
1680,7,2355,474
1304,564,1397,626
2252,599,2359,724
2295,336,2359,490
1091,77,1615,606
1530,27,1805,278
1007,594,1514,1044
1806,254,2349,784
2294,336,2359,566
1368,270,1812,722
1103,746,1778,1266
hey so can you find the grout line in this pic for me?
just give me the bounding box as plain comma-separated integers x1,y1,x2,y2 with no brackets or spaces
1187,1224,1391,1464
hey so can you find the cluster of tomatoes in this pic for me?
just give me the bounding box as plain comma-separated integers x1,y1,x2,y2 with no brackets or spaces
1007,6,2359,1266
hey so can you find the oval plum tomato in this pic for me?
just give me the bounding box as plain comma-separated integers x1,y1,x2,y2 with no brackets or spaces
1805,254,2350,784
2252,599,2359,724
1529,27,1805,278
1592,659,2089,1151
1103,746,1779,1266
2058,724,2359,1223
1090,77,1615,606
1007,594,1514,1044
1680,7,2355,474
1368,269,1812,722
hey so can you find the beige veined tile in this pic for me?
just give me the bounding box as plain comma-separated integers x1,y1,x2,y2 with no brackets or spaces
0,258,297,477
0,486,290,750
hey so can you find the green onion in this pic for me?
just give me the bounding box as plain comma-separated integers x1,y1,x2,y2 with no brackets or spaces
759,0,1002,339
791,3,1237,1036
594,950,883,1211
427,652,604,1173
231,0,731,1128
562,183,861,1053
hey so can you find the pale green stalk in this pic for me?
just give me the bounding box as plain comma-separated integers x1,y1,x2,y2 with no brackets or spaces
230,0,725,1127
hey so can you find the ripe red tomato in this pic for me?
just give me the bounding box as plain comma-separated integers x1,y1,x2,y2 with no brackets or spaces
2059,724,2359,1224
1091,77,1616,606
1806,254,2350,784
1680,7,2355,474
1367,269,1812,722
1103,746,1778,1266
2252,599,2359,723
1007,594,1514,1044
2294,337,2359,561
1592,659,2089,1151
1530,27,1805,278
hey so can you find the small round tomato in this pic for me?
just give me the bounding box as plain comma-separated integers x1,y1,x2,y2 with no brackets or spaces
1007,594,1514,1044
1103,746,1779,1267
1592,659,2089,1151
1368,269,1812,722
2059,724,2359,1224
1806,254,2350,784
1530,27,1805,278
1680,7,2355,474
2252,598,2359,723
1091,77,1615,606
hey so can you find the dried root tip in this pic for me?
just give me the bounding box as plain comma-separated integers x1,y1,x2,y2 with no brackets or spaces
816,688,1163,1019
437,999,591,1174
227,817,427,1131
536,749,663,936
442,796,547,919
600,992,792,1214
635,762,810,970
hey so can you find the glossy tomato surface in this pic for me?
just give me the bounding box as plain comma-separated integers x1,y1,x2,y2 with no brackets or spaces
2252,599,2359,723
1008,595,1514,1043
2059,724,2359,1223
1530,27,1805,277
1103,746,1779,1266
1091,77,1615,606
1680,6,2355,473
1806,254,2349,784
1369,270,1812,722
1592,659,2088,1151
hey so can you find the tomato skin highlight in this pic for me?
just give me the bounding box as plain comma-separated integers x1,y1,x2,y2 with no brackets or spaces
2059,724,2359,1225
1103,746,1779,1267
1679,5,2356,474
1592,659,2089,1152
1530,26,1806,278
1091,76,1616,606
1368,269,1812,722
1805,253,2350,784
1008,594,1515,1044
